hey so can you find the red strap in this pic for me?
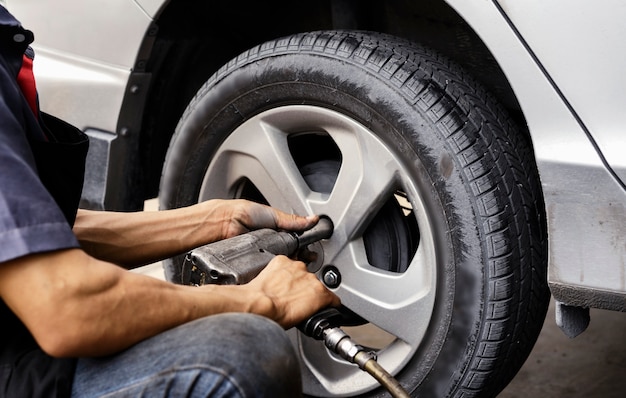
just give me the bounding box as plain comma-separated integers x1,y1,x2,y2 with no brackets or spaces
17,53,39,117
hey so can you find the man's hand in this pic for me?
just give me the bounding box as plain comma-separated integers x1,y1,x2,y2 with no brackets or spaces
214,199,319,239
232,255,341,329
200,200,338,328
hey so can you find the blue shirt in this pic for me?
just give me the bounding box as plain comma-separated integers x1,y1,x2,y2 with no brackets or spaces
0,6,79,263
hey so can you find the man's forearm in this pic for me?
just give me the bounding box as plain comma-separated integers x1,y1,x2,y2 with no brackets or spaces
73,201,225,268
0,248,267,357
73,199,319,268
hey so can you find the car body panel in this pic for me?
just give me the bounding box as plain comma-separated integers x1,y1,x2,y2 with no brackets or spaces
7,0,150,68
26,46,129,133
135,0,166,18
6,0,151,132
497,0,626,184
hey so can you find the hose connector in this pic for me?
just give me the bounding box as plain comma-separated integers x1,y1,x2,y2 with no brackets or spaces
322,326,376,368
299,308,411,397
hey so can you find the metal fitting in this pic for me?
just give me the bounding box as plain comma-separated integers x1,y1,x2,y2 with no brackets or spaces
322,265,341,288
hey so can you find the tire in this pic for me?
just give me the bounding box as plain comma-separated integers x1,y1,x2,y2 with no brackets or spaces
159,30,550,397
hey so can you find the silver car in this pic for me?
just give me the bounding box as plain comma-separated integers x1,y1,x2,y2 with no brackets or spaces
7,0,625,396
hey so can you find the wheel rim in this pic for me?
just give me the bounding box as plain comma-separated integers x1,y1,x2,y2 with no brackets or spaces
198,105,438,396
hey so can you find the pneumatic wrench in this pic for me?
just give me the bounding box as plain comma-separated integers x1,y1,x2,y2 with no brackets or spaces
180,215,410,397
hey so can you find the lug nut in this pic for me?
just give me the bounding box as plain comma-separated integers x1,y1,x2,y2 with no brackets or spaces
322,266,341,288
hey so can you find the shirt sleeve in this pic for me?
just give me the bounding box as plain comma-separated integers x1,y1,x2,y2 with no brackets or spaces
0,54,79,264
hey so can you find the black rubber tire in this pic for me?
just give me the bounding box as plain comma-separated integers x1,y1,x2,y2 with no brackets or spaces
159,30,550,397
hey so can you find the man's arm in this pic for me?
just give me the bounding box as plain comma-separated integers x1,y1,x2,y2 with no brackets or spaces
0,247,339,358
73,199,318,268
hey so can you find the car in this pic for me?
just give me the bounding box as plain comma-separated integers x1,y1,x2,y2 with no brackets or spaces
6,0,626,396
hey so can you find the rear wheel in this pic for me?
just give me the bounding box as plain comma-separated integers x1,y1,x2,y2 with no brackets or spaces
160,31,549,397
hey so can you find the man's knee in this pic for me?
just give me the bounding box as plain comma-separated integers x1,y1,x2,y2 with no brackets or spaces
178,313,303,397
74,313,302,397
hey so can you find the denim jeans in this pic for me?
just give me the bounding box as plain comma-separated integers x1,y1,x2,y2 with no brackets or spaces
71,313,302,398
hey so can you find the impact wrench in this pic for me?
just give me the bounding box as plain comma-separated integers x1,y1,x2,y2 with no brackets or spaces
181,216,411,398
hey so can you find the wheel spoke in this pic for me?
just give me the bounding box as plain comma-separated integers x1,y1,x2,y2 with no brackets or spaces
330,241,435,344
200,117,319,213
323,126,402,242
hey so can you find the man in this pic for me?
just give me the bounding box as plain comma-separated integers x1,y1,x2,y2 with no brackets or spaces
0,6,340,397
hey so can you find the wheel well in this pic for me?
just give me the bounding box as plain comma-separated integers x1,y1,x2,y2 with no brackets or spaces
134,0,526,201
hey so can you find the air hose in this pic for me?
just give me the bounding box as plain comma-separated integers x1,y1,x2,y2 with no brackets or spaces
299,308,411,398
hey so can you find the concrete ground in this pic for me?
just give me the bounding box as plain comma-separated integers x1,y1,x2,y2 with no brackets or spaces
499,300,626,398
136,200,626,397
